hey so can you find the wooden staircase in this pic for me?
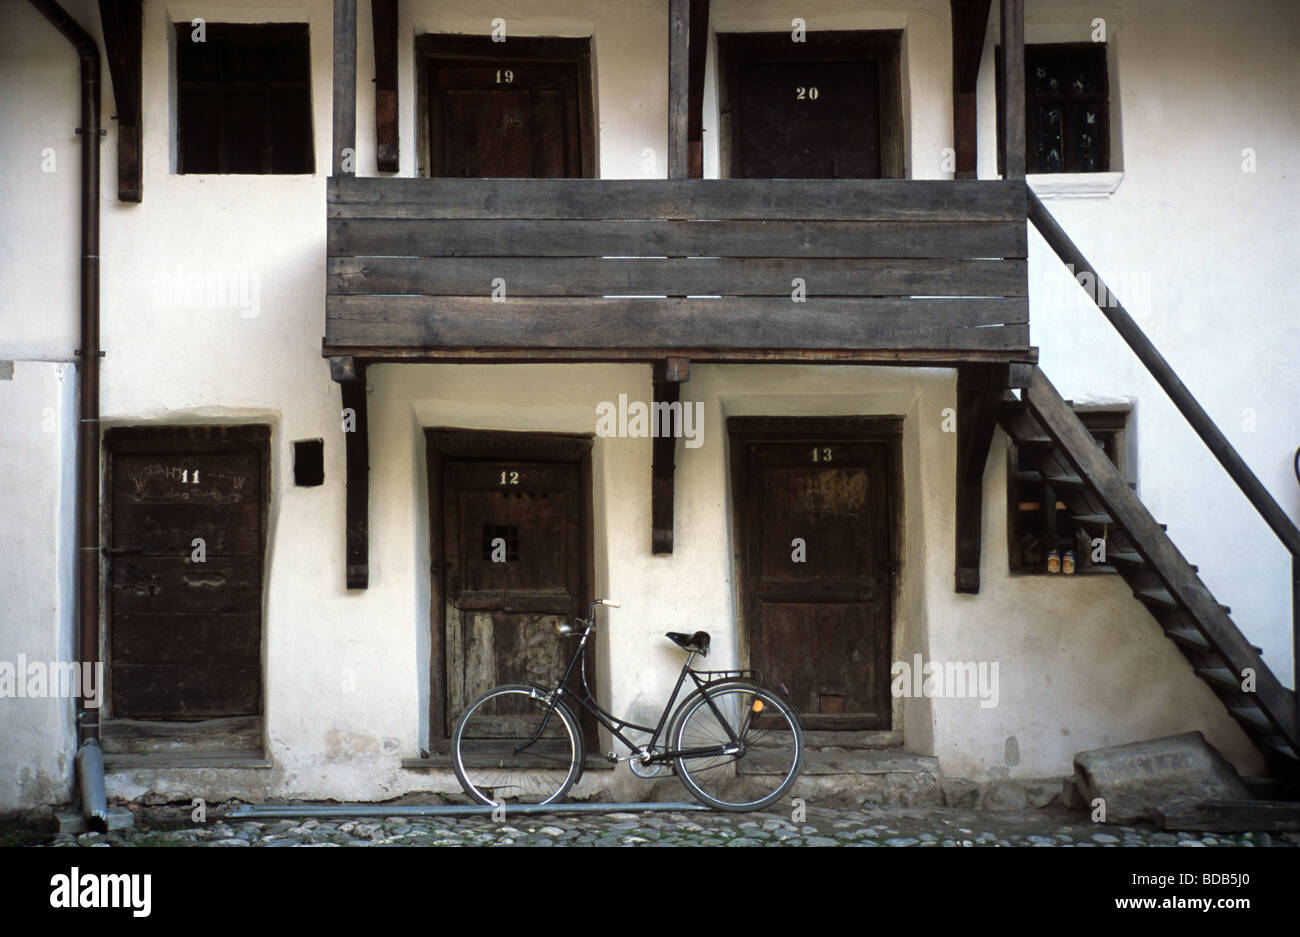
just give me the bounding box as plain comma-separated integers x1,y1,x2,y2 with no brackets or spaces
1000,367,1300,777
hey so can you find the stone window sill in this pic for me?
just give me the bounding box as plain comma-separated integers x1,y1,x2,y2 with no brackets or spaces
1028,171,1125,199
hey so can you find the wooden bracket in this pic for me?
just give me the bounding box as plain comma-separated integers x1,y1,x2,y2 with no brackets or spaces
956,364,1012,593
331,356,369,589
98,0,143,201
651,357,690,554
372,0,399,172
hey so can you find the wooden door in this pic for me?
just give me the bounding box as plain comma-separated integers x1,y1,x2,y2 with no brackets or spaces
423,37,594,178
733,59,880,178
718,31,903,179
731,420,897,730
435,441,592,740
105,426,268,720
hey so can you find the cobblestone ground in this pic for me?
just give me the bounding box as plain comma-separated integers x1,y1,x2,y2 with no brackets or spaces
35,804,1300,847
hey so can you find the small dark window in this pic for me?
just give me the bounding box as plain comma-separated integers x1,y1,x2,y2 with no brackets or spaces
481,524,520,562
176,23,314,174
293,439,324,486
998,42,1110,174
1009,409,1129,573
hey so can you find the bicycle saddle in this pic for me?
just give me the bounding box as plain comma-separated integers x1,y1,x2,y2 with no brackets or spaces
666,631,710,656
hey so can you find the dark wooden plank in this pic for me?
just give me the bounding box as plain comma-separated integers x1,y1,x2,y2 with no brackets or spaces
108,557,261,614
955,364,1008,592
326,345,1036,366
111,663,260,719
651,362,685,554
110,502,263,555
687,0,710,178
1024,367,1299,749
951,0,991,178
329,218,1028,260
327,176,1029,221
99,0,143,200
110,613,261,664
332,0,357,176
338,367,369,589
371,0,398,172
999,0,1025,178
327,295,1028,350
668,0,690,178
328,256,1027,298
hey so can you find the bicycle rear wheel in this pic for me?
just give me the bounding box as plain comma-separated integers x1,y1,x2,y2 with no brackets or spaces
452,685,584,806
671,681,803,811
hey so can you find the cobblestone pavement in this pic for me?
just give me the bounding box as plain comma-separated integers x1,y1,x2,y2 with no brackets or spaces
33,804,1300,847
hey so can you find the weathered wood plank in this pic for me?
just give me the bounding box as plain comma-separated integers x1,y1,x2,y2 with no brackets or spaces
668,0,690,178
329,218,1028,260
1000,0,1025,179
326,176,1029,221
324,345,1036,364
327,295,1028,349
332,0,357,176
328,256,1027,298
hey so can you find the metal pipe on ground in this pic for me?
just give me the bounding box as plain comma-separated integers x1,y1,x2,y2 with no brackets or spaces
227,802,710,820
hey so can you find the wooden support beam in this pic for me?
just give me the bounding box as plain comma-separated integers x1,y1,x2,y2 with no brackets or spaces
651,357,690,554
950,0,991,179
332,356,369,589
956,364,1011,592
371,0,399,173
98,0,143,201
333,0,357,176
686,0,710,178
668,0,691,179
999,0,1025,179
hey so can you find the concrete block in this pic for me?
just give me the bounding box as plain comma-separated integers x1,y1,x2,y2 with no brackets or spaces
1073,731,1251,823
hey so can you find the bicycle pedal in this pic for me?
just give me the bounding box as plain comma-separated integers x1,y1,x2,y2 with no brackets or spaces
605,751,618,764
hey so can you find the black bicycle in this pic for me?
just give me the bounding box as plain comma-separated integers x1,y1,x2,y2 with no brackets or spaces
451,599,804,811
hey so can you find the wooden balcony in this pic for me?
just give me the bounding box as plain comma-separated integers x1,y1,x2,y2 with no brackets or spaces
323,176,1032,365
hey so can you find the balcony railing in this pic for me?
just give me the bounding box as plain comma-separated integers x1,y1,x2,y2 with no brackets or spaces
324,176,1030,363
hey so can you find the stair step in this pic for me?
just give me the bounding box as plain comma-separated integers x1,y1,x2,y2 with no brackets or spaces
1136,588,1231,615
1196,667,1242,691
1014,434,1055,448
1108,550,1146,568
1014,470,1086,488
1166,627,1210,650
1073,513,1166,532
1230,707,1273,733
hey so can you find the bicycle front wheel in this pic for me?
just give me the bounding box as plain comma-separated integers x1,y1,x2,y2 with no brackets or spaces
671,681,803,811
452,685,584,807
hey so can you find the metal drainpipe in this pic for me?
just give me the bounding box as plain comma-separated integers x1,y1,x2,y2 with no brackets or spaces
26,0,106,829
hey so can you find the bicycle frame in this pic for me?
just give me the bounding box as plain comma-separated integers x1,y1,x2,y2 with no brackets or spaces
519,600,763,765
